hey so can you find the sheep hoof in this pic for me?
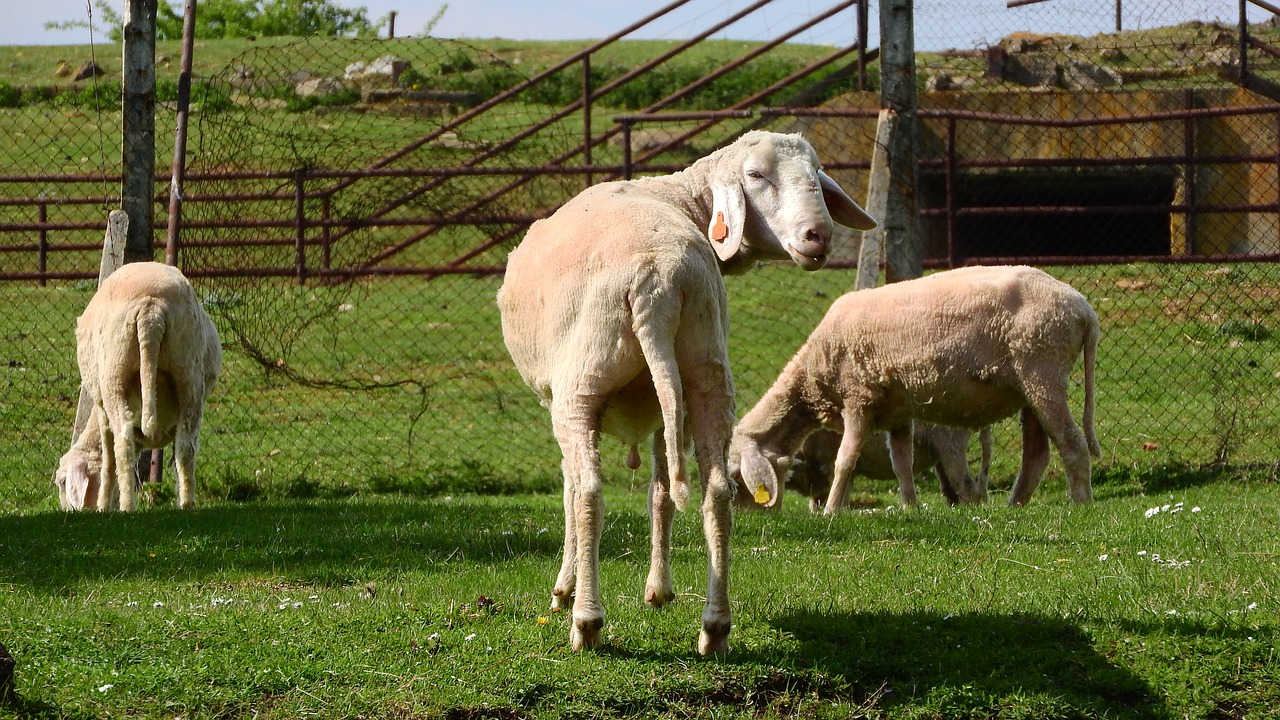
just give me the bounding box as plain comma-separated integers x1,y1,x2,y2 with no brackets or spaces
644,586,675,608
570,616,603,651
697,626,730,656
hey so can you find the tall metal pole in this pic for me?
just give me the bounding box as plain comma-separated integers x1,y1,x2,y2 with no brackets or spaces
122,0,158,263
165,0,197,266
878,0,922,282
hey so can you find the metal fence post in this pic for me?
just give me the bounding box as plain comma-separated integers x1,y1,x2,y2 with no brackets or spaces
295,169,308,285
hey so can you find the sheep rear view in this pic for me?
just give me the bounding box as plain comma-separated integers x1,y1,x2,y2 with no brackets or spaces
498,130,875,655
732,265,1099,512
54,262,222,511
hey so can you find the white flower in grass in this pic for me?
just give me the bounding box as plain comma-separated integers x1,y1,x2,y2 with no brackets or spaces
1098,554,1109,562
152,601,164,608
1192,506,1202,513
97,684,113,693
464,633,477,642
1247,602,1258,611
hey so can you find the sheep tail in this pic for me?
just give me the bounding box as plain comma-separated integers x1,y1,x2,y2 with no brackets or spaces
136,301,166,441
1082,313,1101,459
631,289,689,511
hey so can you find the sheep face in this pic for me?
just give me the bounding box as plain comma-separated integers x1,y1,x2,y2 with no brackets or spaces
716,133,875,272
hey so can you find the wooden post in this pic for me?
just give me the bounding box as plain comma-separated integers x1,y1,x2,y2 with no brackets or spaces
856,109,895,291
878,0,923,283
122,0,157,263
71,211,129,444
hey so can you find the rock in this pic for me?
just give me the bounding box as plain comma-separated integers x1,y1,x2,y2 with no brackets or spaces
925,72,958,92
1061,59,1122,91
228,66,255,90
53,59,71,78
611,127,688,154
295,77,348,97
1204,46,1240,71
1003,52,1060,88
345,55,408,86
1099,47,1127,63
1210,30,1235,46
72,60,105,81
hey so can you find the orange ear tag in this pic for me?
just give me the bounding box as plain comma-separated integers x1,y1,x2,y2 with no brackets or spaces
710,211,729,242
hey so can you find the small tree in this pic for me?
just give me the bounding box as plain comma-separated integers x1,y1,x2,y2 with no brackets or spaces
48,0,376,41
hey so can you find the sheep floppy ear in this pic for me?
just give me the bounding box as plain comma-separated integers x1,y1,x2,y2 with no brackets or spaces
707,181,745,261
60,455,97,511
818,170,877,231
739,440,781,508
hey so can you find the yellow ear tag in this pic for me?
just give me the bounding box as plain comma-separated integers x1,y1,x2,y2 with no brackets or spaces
710,211,729,242
753,486,771,505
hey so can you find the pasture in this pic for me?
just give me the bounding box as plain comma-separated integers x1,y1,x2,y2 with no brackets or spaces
0,476,1276,718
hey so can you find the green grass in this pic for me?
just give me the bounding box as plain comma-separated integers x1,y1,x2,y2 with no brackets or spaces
1,474,1277,718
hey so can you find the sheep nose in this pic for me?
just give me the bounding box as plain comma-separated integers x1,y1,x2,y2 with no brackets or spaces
805,227,830,245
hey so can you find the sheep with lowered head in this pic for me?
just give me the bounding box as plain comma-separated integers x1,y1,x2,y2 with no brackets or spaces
750,423,993,513
54,262,222,511
731,265,1099,514
498,130,876,654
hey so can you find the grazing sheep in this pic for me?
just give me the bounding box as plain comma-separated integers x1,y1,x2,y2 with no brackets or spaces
731,265,1099,514
497,131,876,654
54,262,222,511
746,423,993,512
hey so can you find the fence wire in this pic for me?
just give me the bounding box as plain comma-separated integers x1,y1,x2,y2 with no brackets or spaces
4,1,1280,513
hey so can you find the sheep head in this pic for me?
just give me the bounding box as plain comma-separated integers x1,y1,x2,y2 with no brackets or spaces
706,131,876,273
726,434,790,511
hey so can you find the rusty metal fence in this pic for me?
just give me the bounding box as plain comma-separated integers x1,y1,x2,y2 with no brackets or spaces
4,0,1280,513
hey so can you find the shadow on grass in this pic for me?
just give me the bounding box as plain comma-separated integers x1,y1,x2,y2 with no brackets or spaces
0,497,655,592
769,609,1166,718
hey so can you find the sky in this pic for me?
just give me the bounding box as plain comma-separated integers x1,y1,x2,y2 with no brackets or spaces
4,0,1272,52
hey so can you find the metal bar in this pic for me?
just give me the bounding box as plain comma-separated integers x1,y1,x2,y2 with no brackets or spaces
294,170,307,286
857,0,869,90
945,117,958,268
1248,0,1280,15
582,55,593,189
37,204,48,287
1183,88,1197,256
164,0,196,266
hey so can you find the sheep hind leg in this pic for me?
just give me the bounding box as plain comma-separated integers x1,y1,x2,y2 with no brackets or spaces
887,424,917,507
173,402,204,509
550,456,577,613
110,417,138,511
1008,408,1051,506
825,413,869,515
1032,394,1094,504
685,389,734,656
644,432,676,608
551,400,606,651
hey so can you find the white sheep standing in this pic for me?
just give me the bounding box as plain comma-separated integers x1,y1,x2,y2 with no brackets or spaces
731,265,1100,513
54,262,222,511
497,130,876,654
756,423,993,513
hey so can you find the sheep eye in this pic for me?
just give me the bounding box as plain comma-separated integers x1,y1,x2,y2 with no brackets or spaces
745,169,764,180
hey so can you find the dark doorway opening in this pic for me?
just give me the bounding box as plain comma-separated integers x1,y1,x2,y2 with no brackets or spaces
921,169,1177,262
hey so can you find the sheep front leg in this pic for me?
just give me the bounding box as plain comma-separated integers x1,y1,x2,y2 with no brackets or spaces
824,413,869,515
887,424,917,507
645,434,676,608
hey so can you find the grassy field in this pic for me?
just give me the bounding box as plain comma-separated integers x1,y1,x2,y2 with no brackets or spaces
0,474,1277,718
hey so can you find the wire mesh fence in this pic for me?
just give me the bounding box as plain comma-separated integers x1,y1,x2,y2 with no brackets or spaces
4,0,1280,514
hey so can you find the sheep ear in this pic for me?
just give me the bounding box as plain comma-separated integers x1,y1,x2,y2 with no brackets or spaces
818,170,877,231
707,182,745,261
739,441,780,508
63,456,97,511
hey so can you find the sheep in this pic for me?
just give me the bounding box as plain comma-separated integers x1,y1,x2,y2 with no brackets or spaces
497,130,876,654
745,423,993,513
731,265,1099,514
53,262,222,512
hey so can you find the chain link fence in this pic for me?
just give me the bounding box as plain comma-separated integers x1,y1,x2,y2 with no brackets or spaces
4,0,1280,513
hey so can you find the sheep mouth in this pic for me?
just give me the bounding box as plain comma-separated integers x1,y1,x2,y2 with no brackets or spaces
786,245,828,270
